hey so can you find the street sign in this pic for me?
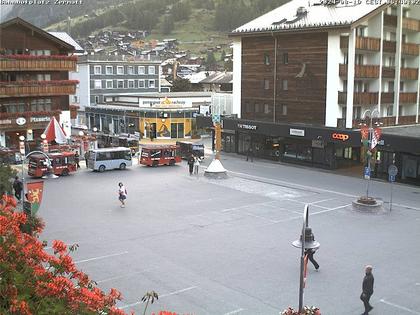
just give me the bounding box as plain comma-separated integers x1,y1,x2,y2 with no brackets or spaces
364,167,371,179
388,164,398,176
389,175,396,182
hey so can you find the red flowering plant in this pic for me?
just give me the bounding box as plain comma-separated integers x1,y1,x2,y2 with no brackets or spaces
0,54,78,61
0,80,79,86
280,306,321,315
0,194,131,315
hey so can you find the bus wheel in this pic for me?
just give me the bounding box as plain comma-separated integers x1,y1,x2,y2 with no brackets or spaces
169,160,175,166
62,169,69,176
152,161,158,167
119,163,126,170
99,165,106,172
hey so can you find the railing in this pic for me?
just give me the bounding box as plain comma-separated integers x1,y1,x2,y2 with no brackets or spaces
403,17,420,32
384,14,397,27
0,110,62,120
338,92,379,104
0,57,77,71
401,68,418,80
340,65,381,78
399,92,417,103
0,80,77,97
382,67,395,78
381,92,394,103
340,36,380,51
383,40,396,54
402,43,419,56
337,115,418,128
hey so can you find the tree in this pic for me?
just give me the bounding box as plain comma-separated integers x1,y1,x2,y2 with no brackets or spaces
161,15,174,35
171,2,191,22
205,51,217,70
171,78,193,92
0,164,16,196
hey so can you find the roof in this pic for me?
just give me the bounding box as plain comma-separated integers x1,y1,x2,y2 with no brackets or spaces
231,0,386,35
0,17,75,51
49,32,84,52
382,124,420,138
200,72,233,84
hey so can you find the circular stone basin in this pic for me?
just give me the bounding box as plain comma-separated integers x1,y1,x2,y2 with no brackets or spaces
352,196,384,213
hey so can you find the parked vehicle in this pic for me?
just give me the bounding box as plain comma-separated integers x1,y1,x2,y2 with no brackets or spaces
87,147,132,172
139,145,181,167
28,152,77,177
176,141,205,160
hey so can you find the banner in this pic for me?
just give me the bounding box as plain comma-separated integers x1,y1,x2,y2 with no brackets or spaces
360,126,369,140
26,181,44,215
370,128,382,150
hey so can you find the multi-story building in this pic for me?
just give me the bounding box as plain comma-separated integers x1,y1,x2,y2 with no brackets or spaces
222,1,420,184
70,55,161,126
0,17,77,149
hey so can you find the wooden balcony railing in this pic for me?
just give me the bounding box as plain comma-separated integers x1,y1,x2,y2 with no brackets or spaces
402,43,419,56
0,57,77,71
338,92,379,104
383,40,396,54
399,92,417,103
337,115,418,128
401,68,418,80
384,14,397,28
0,110,62,120
381,92,394,103
340,36,380,51
339,64,380,78
0,80,77,98
382,67,395,78
403,17,420,32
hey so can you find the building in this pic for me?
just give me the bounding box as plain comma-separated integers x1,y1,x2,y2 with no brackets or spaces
0,17,77,149
70,55,161,127
222,1,420,184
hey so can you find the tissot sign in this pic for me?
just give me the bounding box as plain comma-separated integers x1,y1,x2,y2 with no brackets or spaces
237,123,257,130
331,133,350,141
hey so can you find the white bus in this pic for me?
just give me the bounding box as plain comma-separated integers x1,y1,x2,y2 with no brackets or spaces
87,147,132,172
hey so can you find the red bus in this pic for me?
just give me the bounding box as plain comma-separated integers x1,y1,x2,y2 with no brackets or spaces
28,152,77,177
139,145,181,167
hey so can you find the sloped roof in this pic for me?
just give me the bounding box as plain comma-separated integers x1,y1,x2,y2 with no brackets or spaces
0,17,75,51
200,72,233,84
49,32,84,52
232,0,387,35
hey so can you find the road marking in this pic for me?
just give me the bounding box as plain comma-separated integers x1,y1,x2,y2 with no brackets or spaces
96,269,155,284
380,299,420,314
221,201,276,213
75,251,129,264
243,211,278,223
310,198,337,205
119,286,198,310
224,308,245,315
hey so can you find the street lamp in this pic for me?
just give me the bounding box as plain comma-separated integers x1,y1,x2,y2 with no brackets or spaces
292,205,320,313
362,108,380,199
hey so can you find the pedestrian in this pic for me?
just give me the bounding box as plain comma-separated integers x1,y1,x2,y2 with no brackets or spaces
74,151,80,169
12,176,23,202
84,151,89,168
360,265,374,315
187,154,194,176
246,146,254,162
305,248,319,271
118,182,127,208
194,155,201,175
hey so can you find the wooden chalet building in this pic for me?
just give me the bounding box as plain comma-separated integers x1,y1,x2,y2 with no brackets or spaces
0,17,77,150
219,1,420,184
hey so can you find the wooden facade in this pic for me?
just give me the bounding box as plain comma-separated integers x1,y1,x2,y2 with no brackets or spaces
241,32,328,125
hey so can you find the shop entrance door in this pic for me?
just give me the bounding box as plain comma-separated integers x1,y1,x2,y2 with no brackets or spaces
171,123,184,138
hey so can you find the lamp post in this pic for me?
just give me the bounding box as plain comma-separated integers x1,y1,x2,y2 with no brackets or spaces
292,205,320,313
362,108,380,199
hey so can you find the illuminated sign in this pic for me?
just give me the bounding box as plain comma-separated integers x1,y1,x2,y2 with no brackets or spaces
290,128,305,137
332,133,350,141
16,117,26,126
238,124,257,130
30,117,51,123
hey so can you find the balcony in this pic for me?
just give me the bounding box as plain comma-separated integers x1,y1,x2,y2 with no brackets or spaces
403,17,420,32
340,36,380,51
337,115,418,128
383,40,396,54
382,67,395,78
0,56,77,72
338,92,379,105
399,92,417,103
401,67,418,80
0,80,78,98
402,43,419,56
339,64,380,78
381,92,394,103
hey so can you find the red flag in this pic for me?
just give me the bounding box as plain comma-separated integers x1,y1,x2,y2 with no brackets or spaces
26,181,44,214
360,126,369,140
370,128,382,150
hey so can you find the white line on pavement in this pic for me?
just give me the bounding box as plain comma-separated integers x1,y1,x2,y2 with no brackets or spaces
221,201,276,213
75,251,129,264
310,198,337,205
96,269,156,284
119,286,198,310
380,299,420,314
243,211,278,223
224,308,245,315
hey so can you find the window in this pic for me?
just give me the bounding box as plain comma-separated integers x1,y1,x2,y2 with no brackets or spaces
356,26,366,37
94,65,101,75
401,58,406,68
255,103,262,113
37,74,51,81
106,66,113,75
106,80,113,89
95,96,100,104
94,80,102,89
388,81,394,92
283,52,288,64
264,79,269,90
127,66,134,75
117,80,124,89
148,79,155,89
343,53,348,65
148,66,155,75
138,80,145,88
117,66,124,75
138,66,145,74
343,80,348,92
355,54,364,65
282,104,287,116
386,105,393,116
128,80,134,88
264,53,270,65
245,102,253,112
353,106,361,119
73,95,78,103
282,80,288,91
399,105,403,116
264,104,271,114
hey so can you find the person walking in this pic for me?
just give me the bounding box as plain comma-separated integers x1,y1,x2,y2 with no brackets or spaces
360,265,374,315
193,155,201,175
305,248,319,271
74,151,80,169
246,146,254,162
13,176,23,202
118,182,127,208
187,154,194,176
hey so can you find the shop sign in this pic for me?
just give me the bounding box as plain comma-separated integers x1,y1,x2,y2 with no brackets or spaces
30,117,51,123
0,119,12,125
16,117,26,126
238,123,257,130
332,133,349,141
312,140,324,148
289,128,305,137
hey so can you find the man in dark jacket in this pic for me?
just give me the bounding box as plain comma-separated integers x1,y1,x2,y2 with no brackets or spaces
360,265,374,315
187,154,194,175
13,176,23,202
